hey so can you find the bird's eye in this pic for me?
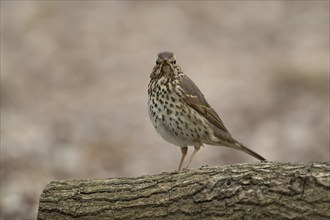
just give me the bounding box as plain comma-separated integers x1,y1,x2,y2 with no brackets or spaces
171,60,176,65
156,60,161,65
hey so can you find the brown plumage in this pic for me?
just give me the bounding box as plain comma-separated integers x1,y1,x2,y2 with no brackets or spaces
148,51,266,170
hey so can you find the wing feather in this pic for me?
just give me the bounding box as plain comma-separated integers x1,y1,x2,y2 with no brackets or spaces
178,75,229,133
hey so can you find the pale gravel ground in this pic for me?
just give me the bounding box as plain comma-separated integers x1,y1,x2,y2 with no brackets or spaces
1,1,329,219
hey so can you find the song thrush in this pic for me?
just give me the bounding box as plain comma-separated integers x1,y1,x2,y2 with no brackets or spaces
148,51,266,171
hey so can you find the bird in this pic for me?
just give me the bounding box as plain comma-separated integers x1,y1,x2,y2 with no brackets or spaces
147,51,266,171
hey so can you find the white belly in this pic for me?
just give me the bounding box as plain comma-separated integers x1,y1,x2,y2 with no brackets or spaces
148,93,209,147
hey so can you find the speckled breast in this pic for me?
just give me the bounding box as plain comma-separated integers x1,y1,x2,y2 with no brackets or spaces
148,78,211,147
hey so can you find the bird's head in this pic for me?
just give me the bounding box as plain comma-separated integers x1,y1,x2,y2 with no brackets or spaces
150,51,179,79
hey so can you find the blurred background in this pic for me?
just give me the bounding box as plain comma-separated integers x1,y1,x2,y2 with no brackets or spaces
1,1,329,219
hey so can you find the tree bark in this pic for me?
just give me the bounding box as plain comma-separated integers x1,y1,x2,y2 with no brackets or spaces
38,162,330,220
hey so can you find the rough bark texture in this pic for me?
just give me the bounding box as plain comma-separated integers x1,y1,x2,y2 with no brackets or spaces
38,162,330,220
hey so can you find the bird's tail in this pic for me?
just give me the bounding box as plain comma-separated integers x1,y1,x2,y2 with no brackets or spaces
211,129,267,161
216,138,267,161
235,142,267,161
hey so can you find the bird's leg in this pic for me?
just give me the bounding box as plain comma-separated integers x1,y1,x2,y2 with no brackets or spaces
178,147,188,171
184,143,201,170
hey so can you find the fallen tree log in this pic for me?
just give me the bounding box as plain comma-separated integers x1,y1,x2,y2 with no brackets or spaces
38,162,329,219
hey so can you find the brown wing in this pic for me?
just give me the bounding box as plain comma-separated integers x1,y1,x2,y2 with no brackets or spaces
178,75,230,133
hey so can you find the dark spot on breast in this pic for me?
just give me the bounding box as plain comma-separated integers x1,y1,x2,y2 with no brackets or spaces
171,97,176,102
167,109,173,115
166,85,170,93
